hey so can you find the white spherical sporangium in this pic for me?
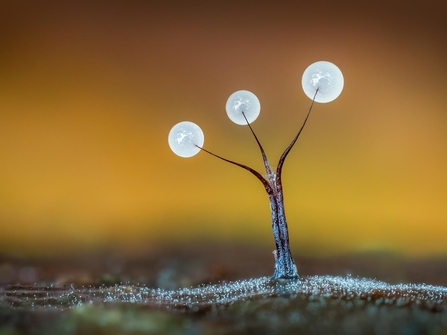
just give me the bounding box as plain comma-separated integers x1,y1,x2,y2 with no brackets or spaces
225,90,261,125
302,61,344,103
168,121,204,158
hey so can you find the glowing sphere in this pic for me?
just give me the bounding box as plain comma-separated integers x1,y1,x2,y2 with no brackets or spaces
168,121,204,158
302,61,344,103
225,90,261,125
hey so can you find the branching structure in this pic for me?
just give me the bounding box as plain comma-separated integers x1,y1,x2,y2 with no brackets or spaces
168,61,344,279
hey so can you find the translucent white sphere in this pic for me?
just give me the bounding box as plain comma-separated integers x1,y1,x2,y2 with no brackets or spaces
225,90,261,125
302,61,344,103
168,121,204,158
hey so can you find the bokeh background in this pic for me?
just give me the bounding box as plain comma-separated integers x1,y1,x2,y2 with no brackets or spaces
1,0,446,259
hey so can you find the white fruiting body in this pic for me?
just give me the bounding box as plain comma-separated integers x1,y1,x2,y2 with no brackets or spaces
168,61,344,279
302,61,344,103
168,121,204,158
225,90,261,125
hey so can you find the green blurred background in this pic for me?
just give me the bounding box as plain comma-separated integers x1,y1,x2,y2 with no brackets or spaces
0,0,446,258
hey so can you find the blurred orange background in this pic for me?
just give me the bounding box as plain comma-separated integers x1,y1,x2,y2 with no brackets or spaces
0,1,446,258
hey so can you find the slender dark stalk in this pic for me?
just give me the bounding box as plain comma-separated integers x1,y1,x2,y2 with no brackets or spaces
195,145,273,195
197,89,319,280
241,112,273,181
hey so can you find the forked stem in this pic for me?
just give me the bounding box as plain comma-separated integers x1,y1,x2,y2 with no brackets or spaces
270,88,318,279
197,89,319,280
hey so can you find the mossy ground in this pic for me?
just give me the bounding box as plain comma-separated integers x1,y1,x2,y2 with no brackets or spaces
1,244,447,335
